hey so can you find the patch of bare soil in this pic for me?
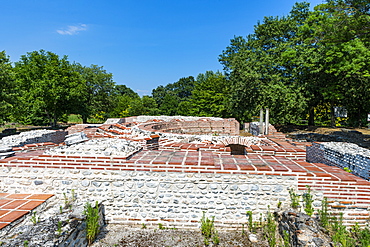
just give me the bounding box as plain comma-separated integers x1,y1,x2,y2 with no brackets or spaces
91,225,269,247
276,125,370,149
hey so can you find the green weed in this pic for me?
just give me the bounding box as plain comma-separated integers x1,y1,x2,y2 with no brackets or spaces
30,211,39,225
56,221,63,236
302,185,314,216
83,201,100,246
246,210,254,232
289,188,300,209
283,230,290,247
318,197,329,228
200,212,219,246
264,206,277,247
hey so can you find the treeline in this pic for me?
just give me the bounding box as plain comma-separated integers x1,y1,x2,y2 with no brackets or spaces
0,49,145,127
154,0,370,127
1,0,369,127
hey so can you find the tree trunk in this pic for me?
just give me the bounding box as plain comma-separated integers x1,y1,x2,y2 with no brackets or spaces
308,106,315,126
330,102,336,127
82,115,88,124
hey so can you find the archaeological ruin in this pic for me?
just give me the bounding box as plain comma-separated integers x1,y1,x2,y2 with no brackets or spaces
0,116,369,245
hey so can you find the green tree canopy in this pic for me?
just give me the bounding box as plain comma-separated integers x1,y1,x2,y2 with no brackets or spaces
14,50,85,126
0,51,15,123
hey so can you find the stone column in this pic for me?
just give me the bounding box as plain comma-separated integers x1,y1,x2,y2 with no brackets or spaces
265,108,269,135
259,109,264,135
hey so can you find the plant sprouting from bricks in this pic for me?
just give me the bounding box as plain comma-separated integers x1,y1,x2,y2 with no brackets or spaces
264,206,277,247
318,197,329,228
303,185,314,216
56,221,63,236
83,201,100,246
246,210,254,232
63,189,76,209
30,211,39,225
200,211,219,246
289,188,300,210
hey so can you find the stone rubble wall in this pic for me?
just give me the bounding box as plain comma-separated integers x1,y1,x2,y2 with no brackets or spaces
0,130,67,147
0,167,298,229
307,142,370,180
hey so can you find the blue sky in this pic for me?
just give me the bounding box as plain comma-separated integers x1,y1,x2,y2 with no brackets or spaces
2,0,324,96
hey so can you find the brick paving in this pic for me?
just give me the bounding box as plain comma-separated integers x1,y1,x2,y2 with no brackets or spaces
0,193,53,230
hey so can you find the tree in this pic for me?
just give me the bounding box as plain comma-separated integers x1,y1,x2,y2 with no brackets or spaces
219,3,310,124
14,50,85,127
298,0,370,126
152,76,196,115
0,51,15,123
188,71,229,117
73,64,116,123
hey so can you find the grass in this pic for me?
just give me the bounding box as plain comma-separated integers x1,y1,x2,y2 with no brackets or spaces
67,114,105,124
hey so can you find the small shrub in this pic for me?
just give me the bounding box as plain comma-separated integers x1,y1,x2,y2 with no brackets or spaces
200,212,219,246
302,185,314,216
331,213,355,247
246,210,254,232
83,201,100,246
63,189,76,209
318,197,329,228
343,167,352,173
30,212,39,225
56,221,63,236
289,188,300,209
283,230,290,247
212,229,220,245
264,206,277,247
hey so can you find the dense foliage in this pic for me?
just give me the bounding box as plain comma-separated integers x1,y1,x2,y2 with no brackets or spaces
0,0,369,127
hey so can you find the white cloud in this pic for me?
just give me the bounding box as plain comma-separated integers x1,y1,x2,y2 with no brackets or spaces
57,24,87,35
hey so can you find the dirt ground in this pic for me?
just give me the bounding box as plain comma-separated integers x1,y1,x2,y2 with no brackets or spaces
276,125,370,149
91,224,268,247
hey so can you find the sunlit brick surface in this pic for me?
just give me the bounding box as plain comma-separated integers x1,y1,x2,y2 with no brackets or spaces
0,193,53,229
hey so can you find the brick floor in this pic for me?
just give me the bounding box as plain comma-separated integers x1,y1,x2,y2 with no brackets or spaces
0,193,53,230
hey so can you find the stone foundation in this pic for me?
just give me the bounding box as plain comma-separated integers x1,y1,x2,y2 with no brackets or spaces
307,142,370,181
0,167,296,229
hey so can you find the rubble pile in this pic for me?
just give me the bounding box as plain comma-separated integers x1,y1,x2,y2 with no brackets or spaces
0,129,65,147
45,138,142,157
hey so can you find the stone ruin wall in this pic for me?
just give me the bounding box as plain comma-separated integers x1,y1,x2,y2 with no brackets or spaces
307,142,370,181
139,118,240,136
0,167,300,229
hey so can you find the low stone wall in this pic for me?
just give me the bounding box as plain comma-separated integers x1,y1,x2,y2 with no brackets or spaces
1,167,297,229
140,119,240,136
307,142,370,181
